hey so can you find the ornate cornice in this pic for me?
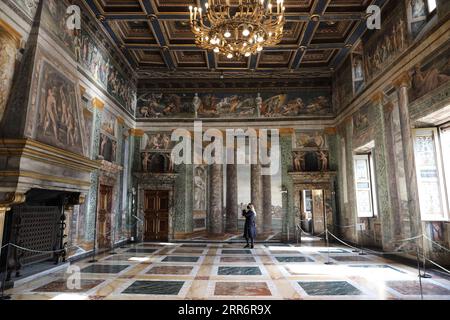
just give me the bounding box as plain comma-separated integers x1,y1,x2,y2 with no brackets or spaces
129,129,145,137
0,139,102,172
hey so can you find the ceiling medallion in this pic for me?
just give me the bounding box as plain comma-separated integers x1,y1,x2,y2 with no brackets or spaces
189,0,285,59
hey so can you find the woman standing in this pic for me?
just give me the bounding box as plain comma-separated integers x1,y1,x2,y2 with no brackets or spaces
242,203,257,249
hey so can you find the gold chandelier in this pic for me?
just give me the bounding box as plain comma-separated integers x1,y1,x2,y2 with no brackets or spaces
189,0,286,59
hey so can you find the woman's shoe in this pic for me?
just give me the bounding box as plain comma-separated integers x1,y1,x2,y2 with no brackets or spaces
244,244,250,248
250,245,254,249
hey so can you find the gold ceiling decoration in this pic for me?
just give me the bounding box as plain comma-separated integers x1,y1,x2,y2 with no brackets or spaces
189,0,286,59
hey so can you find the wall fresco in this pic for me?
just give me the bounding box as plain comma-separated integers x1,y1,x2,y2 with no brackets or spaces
137,91,333,119
410,42,450,102
35,60,84,154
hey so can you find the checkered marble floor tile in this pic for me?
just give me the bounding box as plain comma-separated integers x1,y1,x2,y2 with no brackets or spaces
5,241,450,300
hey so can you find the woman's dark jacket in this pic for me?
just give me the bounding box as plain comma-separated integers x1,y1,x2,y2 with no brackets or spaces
242,209,257,239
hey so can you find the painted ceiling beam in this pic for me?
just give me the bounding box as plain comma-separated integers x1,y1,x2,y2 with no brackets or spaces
141,0,175,70
291,0,331,70
88,13,363,22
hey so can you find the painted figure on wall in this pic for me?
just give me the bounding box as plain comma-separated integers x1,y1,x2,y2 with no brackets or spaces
363,2,409,81
411,0,427,18
137,92,332,119
146,133,172,150
138,93,190,118
296,131,326,149
317,151,328,172
101,111,116,137
36,61,83,154
410,44,450,101
293,152,306,172
0,29,18,123
99,133,117,163
194,166,207,210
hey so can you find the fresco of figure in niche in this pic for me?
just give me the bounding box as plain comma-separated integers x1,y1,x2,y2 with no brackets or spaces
0,28,19,123
363,1,408,81
145,132,173,150
353,104,370,136
193,166,207,211
333,56,353,111
99,133,117,163
82,108,93,158
35,61,83,154
408,0,428,38
296,131,327,149
410,43,450,101
352,54,365,94
101,110,117,137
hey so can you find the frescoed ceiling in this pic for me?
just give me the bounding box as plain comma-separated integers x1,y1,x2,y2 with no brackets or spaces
81,0,387,80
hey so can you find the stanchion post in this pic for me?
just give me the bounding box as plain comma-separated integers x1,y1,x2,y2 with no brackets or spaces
352,224,359,253
420,235,432,278
0,243,11,300
110,216,117,255
324,209,334,265
415,243,424,300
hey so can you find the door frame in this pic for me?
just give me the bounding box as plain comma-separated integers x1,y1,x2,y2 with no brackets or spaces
143,190,170,242
137,181,175,242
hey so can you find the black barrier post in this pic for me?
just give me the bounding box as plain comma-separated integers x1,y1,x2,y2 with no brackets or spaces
0,244,11,300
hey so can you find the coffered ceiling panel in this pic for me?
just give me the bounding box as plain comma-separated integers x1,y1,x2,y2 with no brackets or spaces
82,0,387,79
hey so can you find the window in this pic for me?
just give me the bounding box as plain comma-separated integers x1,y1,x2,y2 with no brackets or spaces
354,154,378,218
427,0,437,13
413,128,449,221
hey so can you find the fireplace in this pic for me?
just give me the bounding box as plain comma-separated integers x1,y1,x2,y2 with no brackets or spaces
1,189,84,281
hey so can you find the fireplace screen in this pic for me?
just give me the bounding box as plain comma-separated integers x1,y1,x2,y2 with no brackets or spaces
13,206,61,266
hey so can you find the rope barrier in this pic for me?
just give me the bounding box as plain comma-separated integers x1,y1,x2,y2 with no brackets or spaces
326,230,416,255
423,256,450,275
423,235,450,253
334,223,358,229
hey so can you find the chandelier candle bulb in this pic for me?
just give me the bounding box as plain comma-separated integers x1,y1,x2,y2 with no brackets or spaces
189,0,285,57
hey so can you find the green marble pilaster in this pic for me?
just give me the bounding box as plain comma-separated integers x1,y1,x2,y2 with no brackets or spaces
174,164,194,234
85,106,102,242
280,134,295,242
372,100,394,250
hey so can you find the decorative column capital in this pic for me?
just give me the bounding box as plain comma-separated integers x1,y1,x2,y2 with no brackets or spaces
92,97,105,110
117,116,125,125
370,91,385,104
393,72,411,89
324,127,337,135
79,85,86,97
0,192,26,214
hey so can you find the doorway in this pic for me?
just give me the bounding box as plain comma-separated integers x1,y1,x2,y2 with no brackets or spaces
143,190,169,242
97,184,113,248
299,189,325,236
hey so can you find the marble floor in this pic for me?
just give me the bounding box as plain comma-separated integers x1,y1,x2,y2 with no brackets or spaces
4,241,450,300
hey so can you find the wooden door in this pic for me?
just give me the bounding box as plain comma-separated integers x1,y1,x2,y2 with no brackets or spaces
144,191,169,242
98,184,113,248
